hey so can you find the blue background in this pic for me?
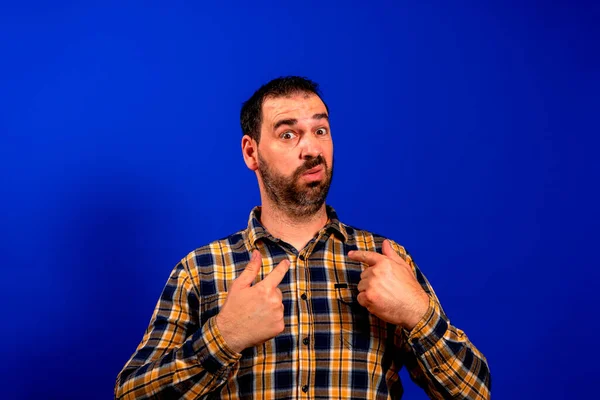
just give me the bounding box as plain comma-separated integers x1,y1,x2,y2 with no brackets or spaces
1,1,598,399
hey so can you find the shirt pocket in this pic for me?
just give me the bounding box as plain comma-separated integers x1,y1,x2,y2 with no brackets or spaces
335,284,377,351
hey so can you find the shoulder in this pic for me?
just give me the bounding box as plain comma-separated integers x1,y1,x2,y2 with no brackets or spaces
342,222,410,256
341,222,414,268
173,229,252,296
180,229,250,270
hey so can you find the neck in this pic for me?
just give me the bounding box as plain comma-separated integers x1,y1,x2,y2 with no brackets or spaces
259,200,329,252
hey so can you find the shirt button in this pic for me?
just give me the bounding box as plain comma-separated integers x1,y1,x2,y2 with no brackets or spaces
301,293,307,300
302,385,308,393
303,337,309,345
298,254,305,261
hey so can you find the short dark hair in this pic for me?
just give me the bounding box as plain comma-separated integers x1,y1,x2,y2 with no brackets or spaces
240,76,328,143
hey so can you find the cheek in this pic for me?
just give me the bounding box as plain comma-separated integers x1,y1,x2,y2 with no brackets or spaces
275,158,301,177
261,147,295,172
324,145,334,167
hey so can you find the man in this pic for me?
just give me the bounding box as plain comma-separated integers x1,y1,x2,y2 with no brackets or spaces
115,76,491,399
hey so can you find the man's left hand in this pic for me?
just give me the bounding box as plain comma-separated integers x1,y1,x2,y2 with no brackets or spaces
348,240,430,330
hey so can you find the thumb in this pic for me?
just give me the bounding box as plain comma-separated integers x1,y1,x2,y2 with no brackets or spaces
382,240,413,272
232,250,262,290
382,239,403,263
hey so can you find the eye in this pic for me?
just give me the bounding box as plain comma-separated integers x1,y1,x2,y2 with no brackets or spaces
280,131,297,140
315,128,328,136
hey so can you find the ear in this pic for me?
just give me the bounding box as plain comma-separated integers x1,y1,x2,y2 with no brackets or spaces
242,135,259,171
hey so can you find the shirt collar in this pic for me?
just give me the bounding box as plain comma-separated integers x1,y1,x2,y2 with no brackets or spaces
245,204,348,246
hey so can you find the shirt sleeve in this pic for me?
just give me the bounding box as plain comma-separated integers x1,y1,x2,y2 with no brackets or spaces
114,260,242,399
388,241,492,400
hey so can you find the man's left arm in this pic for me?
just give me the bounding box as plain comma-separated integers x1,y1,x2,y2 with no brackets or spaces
399,264,491,399
349,240,491,400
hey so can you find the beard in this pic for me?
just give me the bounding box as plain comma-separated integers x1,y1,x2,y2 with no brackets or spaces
258,152,333,219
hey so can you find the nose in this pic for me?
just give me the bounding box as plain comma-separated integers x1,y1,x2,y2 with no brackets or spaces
299,132,322,160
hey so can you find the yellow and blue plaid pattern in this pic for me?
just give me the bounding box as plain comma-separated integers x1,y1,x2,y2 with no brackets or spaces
115,206,491,399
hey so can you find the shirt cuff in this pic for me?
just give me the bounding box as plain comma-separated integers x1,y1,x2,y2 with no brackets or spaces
192,316,242,379
399,296,449,357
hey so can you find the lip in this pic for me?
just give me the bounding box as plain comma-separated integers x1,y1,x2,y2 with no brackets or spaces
303,165,324,175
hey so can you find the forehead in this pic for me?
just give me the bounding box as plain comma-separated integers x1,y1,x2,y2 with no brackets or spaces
261,93,327,124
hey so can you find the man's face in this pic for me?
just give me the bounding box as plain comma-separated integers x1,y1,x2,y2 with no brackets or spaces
256,92,334,218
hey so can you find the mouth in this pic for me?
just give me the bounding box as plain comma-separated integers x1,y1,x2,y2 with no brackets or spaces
303,165,324,175
301,165,325,182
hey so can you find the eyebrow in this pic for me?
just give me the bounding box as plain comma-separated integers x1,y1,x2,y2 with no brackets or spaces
312,113,329,121
273,113,329,130
273,118,297,130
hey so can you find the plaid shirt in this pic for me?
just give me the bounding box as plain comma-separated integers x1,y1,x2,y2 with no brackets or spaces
115,206,491,399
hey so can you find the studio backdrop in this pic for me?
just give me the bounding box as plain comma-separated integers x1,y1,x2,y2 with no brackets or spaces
1,1,598,399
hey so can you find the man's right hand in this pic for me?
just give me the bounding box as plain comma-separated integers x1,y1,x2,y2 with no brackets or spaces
215,250,291,353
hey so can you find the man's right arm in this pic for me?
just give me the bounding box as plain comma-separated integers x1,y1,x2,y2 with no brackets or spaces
114,260,242,400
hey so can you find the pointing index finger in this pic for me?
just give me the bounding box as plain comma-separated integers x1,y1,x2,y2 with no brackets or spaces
348,250,384,266
260,259,291,287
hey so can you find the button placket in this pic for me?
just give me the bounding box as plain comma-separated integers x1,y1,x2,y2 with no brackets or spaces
298,238,321,399
296,253,310,398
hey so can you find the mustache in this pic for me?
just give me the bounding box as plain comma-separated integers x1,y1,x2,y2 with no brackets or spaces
294,155,326,177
